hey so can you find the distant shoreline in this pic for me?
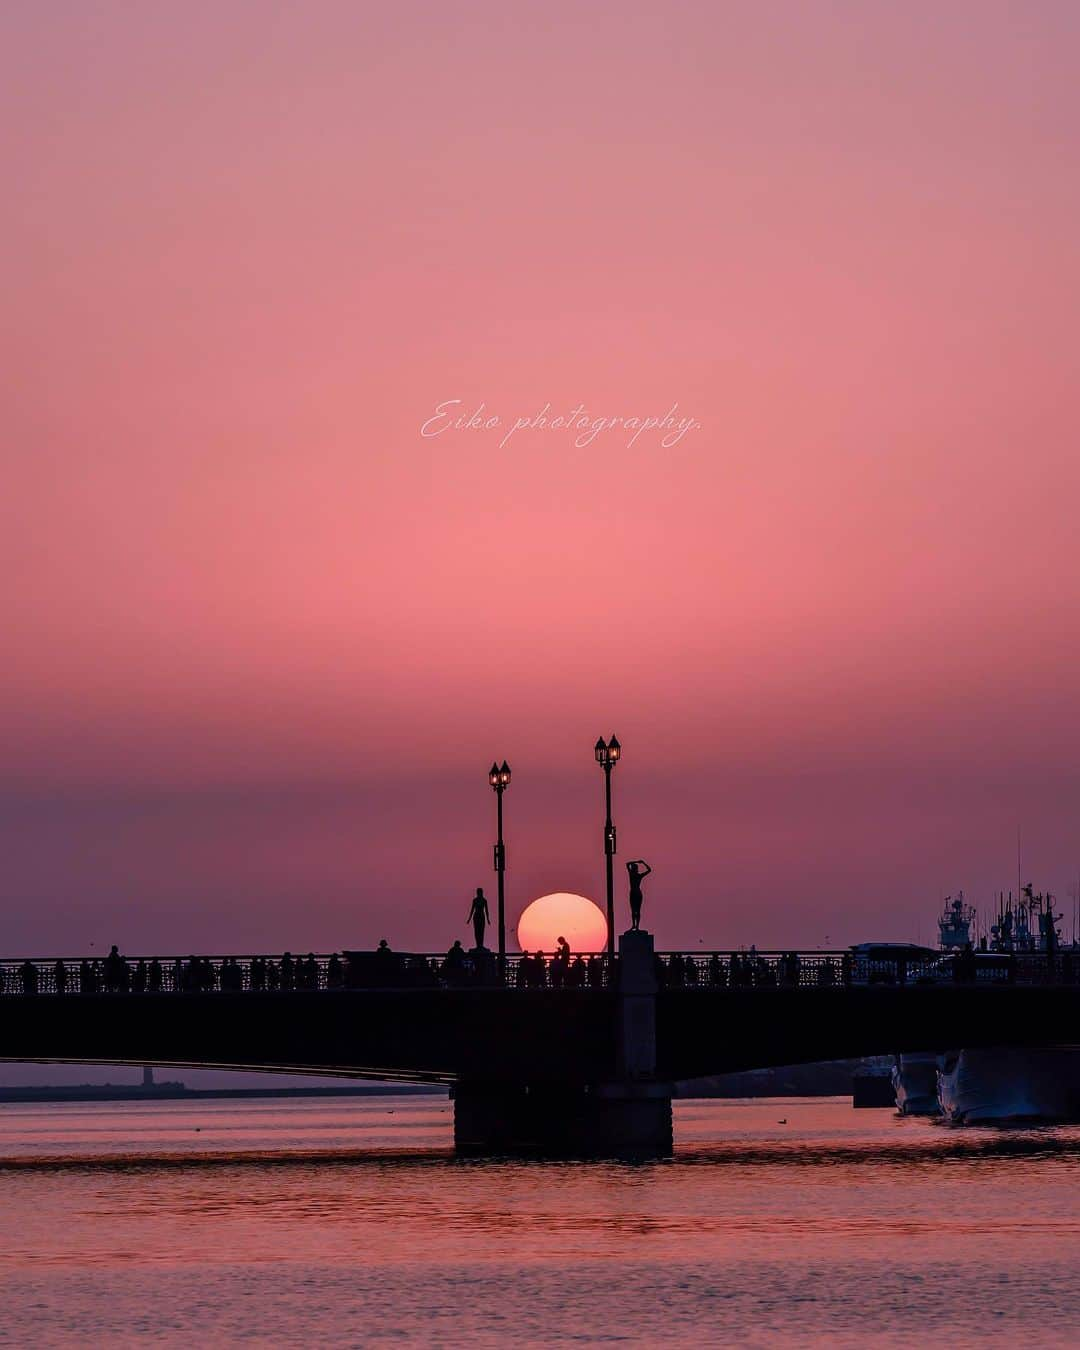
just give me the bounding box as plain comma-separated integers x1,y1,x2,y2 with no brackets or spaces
0,1062,878,1105
0,1085,445,1104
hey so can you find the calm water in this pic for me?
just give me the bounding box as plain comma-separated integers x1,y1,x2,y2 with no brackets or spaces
1,1095,1078,1347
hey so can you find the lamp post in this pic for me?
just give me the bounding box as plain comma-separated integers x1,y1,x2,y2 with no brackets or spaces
594,734,621,956
488,759,511,971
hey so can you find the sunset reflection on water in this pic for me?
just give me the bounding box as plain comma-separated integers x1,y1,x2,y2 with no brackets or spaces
1,1097,1079,1345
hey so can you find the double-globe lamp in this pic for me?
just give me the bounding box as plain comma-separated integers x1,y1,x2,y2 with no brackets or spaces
594,735,621,956
488,760,511,968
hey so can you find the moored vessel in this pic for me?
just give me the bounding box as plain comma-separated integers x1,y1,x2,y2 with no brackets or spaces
891,1051,939,1115
937,1047,1080,1124
937,884,1080,1122
888,895,972,1114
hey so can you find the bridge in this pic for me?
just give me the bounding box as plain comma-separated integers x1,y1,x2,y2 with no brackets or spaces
3,935,1078,1154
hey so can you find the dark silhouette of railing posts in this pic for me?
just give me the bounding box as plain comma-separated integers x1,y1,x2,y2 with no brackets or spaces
1,949,1077,997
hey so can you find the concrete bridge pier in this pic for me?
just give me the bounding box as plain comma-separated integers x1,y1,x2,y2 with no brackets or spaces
452,929,673,1156
451,1080,672,1156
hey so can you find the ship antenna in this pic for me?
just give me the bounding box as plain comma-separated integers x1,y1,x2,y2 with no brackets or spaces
1074,871,1079,946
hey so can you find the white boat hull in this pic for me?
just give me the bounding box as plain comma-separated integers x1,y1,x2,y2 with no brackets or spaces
891,1052,940,1115
937,1047,1080,1123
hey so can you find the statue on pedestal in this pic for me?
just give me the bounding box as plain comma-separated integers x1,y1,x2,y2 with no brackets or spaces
466,887,490,949
626,859,652,931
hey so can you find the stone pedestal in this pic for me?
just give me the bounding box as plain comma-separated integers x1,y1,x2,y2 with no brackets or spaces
615,927,658,1079
468,947,498,985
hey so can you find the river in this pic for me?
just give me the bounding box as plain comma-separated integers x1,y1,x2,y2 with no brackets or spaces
1,1096,1078,1346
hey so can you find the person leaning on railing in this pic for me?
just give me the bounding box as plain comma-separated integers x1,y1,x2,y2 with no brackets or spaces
220,957,244,992
103,945,129,993
566,954,587,987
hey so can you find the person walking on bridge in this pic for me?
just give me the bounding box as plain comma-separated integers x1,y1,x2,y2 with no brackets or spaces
467,887,490,950
104,944,128,992
280,952,295,991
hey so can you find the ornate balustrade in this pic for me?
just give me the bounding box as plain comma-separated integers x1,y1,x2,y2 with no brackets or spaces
0,948,1076,994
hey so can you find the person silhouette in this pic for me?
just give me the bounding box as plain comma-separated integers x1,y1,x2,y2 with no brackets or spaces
467,887,490,949
327,953,344,989
626,859,652,930
104,944,125,992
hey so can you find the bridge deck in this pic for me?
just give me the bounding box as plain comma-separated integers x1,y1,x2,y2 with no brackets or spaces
1,981,1078,1085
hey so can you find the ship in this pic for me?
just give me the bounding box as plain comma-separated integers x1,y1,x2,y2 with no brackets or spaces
937,885,1080,1124
888,894,974,1115
989,884,1061,955
937,1046,1080,1124
891,1051,939,1115
938,891,976,951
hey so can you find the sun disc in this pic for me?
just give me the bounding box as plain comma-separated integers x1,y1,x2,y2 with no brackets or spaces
516,892,607,954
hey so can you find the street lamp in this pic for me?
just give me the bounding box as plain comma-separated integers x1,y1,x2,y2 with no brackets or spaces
594,735,621,955
488,759,511,970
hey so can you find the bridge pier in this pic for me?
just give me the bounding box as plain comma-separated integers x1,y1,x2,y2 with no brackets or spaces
452,929,673,1156
451,1080,672,1156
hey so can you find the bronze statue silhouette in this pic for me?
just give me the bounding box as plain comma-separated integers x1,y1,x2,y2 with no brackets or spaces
626,859,651,930
467,887,490,949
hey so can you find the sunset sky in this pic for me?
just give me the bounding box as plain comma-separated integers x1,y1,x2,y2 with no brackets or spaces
2,2,1079,955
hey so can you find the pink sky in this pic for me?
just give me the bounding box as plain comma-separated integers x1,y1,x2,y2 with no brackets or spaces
2,2,1079,954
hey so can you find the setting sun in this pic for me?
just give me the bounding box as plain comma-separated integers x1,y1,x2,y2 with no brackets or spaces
516,892,607,954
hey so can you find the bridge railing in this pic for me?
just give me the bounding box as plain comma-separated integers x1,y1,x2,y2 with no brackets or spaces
0,951,616,995
654,950,1080,989
0,949,1076,994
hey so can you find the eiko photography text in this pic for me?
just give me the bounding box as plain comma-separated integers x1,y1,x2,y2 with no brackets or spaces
420,400,703,450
